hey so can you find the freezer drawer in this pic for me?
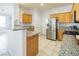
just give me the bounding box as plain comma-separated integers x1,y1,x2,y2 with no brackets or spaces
46,29,56,40
46,31,53,39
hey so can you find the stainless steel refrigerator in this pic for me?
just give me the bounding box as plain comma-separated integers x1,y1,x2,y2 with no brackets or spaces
46,18,57,41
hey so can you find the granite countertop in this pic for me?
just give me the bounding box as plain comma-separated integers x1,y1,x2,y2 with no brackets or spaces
65,30,79,32
12,25,38,37
13,25,34,31
64,30,79,35
27,31,38,37
13,26,29,31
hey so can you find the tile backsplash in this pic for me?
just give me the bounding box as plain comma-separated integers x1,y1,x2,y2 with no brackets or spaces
58,23,79,30
59,23,79,27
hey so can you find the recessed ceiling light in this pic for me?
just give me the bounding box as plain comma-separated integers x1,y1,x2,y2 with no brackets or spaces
40,3,44,7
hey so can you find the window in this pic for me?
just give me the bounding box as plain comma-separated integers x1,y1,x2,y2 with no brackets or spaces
0,16,6,28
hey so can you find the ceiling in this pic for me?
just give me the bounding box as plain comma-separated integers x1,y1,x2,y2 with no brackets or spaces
20,3,72,11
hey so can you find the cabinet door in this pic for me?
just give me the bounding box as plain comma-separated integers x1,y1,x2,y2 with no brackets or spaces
58,29,64,41
27,34,38,56
58,14,65,23
27,37,34,56
22,13,29,23
65,13,72,23
28,15,32,23
33,34,38,55
22,13,32,23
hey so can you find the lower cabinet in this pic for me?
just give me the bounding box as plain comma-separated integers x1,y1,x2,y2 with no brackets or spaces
58,29,64,41
27,34,38,56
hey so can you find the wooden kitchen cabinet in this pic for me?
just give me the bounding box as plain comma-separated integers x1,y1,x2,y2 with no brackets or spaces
58,29,64,41
73,3,79,22
65,12,72,23
58,13,65,23
22,13,32,24
27,34,38,56
50,12,72,23
28,14,32,23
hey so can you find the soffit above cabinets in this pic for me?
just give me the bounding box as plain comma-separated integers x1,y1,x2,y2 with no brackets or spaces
20,3,72,11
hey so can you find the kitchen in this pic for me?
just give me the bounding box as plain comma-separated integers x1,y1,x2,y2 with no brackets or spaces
0,3,79,56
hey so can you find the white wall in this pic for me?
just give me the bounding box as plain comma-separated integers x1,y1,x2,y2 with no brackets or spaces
41,4,73,35
13,4,20,26
20,7,32,14
32,9,42,33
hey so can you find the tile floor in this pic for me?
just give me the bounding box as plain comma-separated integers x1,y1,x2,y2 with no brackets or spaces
37,34,79,56
37,35,62,56
59,35,79,56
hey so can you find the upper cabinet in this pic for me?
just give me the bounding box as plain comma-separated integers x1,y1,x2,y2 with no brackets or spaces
50,12,72,23
65,12,72,23
73,3,79,22
58,13,65,23
22,13,32,24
